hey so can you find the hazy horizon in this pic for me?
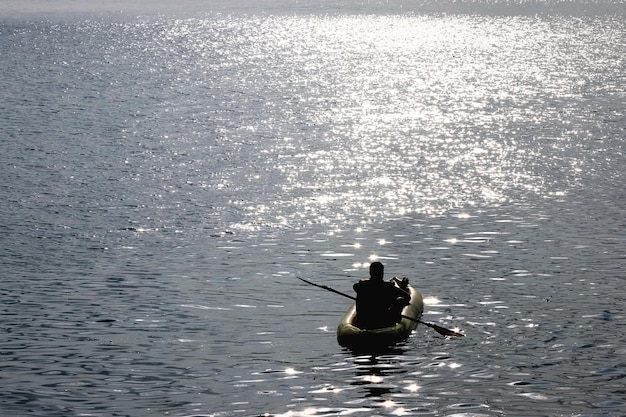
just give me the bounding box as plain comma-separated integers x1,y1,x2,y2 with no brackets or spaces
1,0,623,18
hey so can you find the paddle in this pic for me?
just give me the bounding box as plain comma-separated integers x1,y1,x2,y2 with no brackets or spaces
297,276,464,338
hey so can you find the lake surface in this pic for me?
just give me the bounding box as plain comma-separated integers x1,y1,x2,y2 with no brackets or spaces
1,1,625,416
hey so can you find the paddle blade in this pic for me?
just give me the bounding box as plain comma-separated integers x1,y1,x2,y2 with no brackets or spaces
425,321,465,337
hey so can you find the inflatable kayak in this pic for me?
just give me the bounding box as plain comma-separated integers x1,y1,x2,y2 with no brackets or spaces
336,278,424,349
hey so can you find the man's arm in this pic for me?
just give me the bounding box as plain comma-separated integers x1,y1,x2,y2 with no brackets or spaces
394,286,410,305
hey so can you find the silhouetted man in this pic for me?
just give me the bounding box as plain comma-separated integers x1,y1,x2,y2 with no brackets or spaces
353,262,410,329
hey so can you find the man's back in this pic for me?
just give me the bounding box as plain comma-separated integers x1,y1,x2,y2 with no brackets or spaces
353,280,409,329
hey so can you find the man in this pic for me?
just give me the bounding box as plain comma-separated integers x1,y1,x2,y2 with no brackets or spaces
353,262,410,329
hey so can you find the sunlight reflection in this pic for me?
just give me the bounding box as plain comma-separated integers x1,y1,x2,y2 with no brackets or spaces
285,367,298,375
406,382,421,392
364,374,384,383
266,407,322,417
423,296,441,306
382,399,395,408
166,15,562,231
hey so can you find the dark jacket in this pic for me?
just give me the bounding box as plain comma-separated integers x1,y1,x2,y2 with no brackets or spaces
353,279,410,329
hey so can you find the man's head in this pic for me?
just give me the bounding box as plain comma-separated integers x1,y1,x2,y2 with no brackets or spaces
369,261,384,281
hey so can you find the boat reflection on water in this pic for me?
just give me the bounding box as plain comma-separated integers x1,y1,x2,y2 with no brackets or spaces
270,342,457,417
349,344,412,399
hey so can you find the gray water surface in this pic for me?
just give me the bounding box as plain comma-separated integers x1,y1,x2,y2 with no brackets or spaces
1,2,625,416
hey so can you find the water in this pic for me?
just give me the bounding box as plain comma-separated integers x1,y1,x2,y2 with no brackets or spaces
1,1,625,416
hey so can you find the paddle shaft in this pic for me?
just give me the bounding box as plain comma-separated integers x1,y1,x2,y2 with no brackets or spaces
297,276,464,337
298,276,417,323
